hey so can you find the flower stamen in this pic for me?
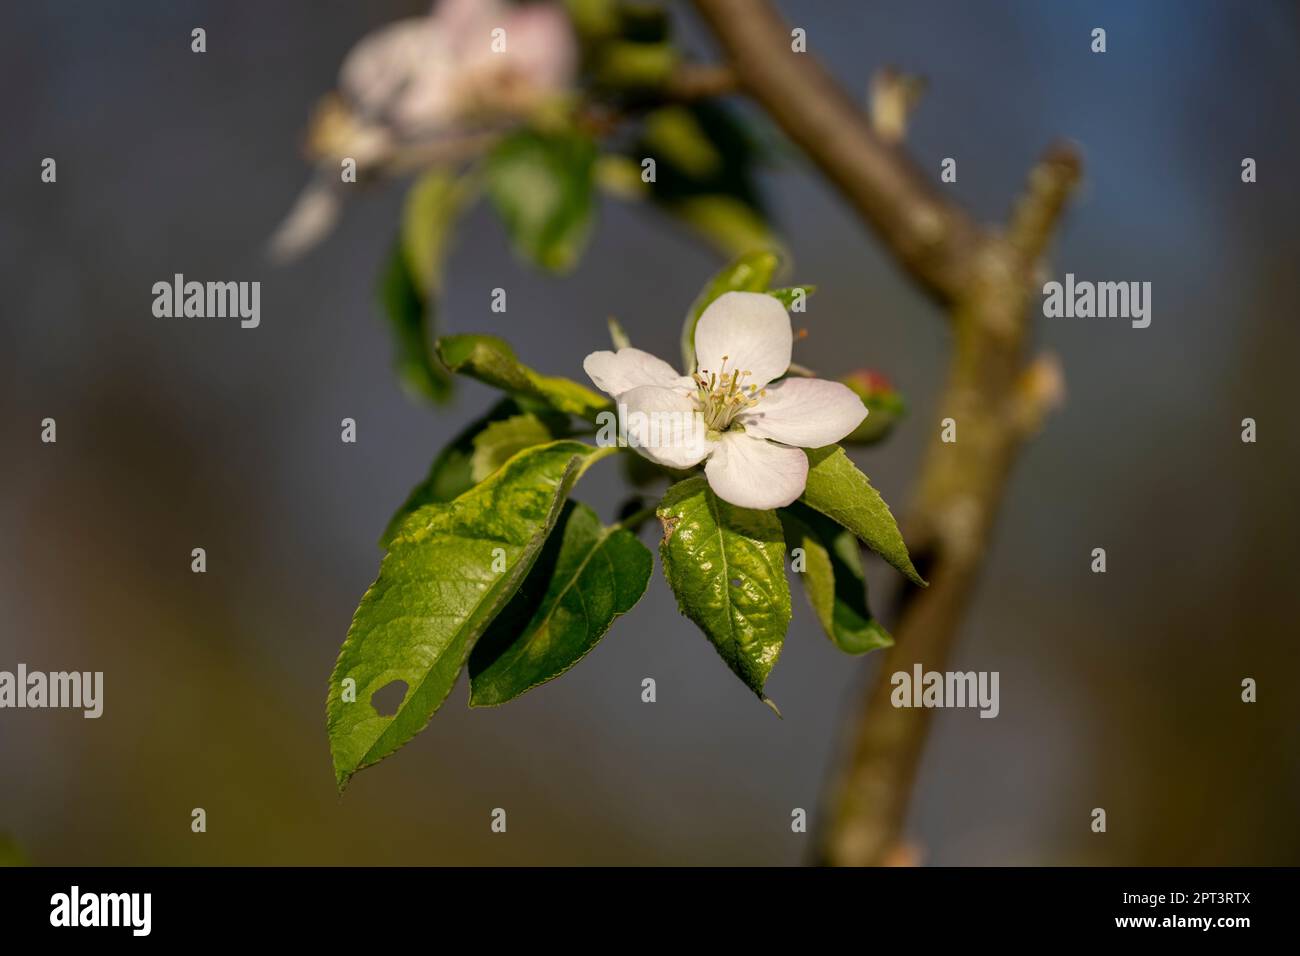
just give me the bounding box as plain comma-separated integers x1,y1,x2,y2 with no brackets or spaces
695,357,762,432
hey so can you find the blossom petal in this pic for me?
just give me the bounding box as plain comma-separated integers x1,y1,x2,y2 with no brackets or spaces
739,378,868,448
693,291,792,387
584,348,690,398
619,386,709,469
704,432,808,510
340,18,446,117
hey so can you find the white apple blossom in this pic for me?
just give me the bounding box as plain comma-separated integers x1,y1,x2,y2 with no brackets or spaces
584,292,868,510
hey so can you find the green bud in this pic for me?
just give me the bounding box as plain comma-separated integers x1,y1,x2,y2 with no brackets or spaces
841,369,905,444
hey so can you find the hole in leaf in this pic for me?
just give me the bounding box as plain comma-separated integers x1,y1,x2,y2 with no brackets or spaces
370,680,408,717
730,578,742,587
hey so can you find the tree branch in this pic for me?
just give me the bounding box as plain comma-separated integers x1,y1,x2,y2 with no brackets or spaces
690,0,1081,866
691,0,984,305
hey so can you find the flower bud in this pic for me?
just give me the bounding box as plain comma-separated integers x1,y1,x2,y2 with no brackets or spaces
840,370,905,444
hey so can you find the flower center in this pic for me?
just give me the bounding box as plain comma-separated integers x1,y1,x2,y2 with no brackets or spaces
693,355,765,434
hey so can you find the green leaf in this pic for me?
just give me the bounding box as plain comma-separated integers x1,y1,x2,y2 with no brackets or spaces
594,41,678,88
563,0,620,42
486,129,597,274
470,413,555,482
767,285,817,309
638,101,769,209
644,107,724,179
378,242,451,403
681,249,780,372
468,501,652,705
328,440,613,790
383,399,527,546
656,477,791,701
634,102,775,270
437,333,611,423
403,170,468,294
668,195,778,261
378,170,474,403
780,504,892,655
799,446,926,587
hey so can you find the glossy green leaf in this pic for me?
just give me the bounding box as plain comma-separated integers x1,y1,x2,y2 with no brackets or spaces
470,413,555,482
680,249,780,372
486,129,597,274
328,441,612,789
437,333,611,422
656,477,791,700
799,446,925,587
780,503,892,655
381,398,563,547
468,501,652,706
378,170,473,403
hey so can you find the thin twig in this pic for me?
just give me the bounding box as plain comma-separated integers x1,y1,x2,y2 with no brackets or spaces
661,61,739,100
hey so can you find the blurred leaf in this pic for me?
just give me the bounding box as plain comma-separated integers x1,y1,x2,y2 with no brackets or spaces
468,501,652,705
470,413,555,482
594,154,648,199
0,833,27,867
328,441,612,790
644,107,723,178
656,477,790,701
669,195,776,259
382,398,569,547
633,101,774,256
564,0,620,42
437,333,611,422
800,446,925,586
486,129,597,273
379,243,451,403
681,249,780,371
378,170,474,403
403,170,467,293
595,41,678,88
780,504,893,654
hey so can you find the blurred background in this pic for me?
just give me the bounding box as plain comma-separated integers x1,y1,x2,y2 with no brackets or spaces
2,0,1297,865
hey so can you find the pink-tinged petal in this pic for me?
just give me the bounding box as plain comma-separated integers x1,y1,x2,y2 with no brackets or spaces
619,386,709,469
693,291,792,387
704,432,808,510
583,348,690,398
739,378,868,448
501,3,579,91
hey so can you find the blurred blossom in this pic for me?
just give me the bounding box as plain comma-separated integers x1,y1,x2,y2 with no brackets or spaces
270,0,577,262
323,0,577,161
